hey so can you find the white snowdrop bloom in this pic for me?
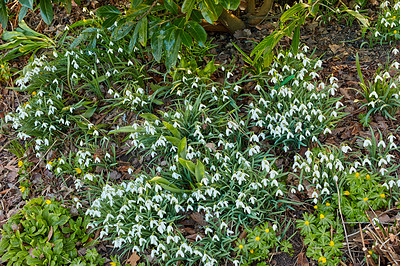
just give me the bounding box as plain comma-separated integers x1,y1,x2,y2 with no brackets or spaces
393,48,400,55
275,189,283,197
380,168,388,176
341,145,352,153
363,139,372,147
389,179,396,188
272,224,278,231
376,140,386,149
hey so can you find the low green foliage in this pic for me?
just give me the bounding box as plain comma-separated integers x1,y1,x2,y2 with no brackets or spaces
356,52,400,123
372,1,400,43
297,203,344,265
235,221,292,265
0,197,104,266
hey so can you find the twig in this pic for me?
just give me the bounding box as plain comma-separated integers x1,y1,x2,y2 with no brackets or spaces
359,223,370,266
137,0,160,21
336,181,355,263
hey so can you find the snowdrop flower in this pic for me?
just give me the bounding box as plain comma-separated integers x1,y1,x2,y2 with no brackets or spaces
363,139,372,147
393,48,399,55
369,91,379,98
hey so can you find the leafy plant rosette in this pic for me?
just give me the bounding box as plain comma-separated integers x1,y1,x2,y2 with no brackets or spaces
248,46,346,151
0,197,104,266
372,0,400,43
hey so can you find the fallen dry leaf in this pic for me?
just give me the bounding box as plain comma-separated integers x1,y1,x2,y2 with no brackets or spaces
126,252,140,266
190,212,208,226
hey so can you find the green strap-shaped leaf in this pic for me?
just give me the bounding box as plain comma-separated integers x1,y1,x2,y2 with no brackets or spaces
182,0,195,20
0,0,8,29
280,3,308,22
18,6,29,21
96,5,121,17
163,121,181,138
151,30,163,62
138,16,147,46
195,160,205,183
39,0,53,25
292,25,300,54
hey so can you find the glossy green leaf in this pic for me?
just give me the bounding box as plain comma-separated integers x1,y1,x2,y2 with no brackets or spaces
19,0,33,9
177,137,187,158
164,0,178,14
0,0,8,29
220,0,240,10
182,0,195,20
96,5,121,17
180,29,192,47
39,0,53,25
186,20,207,46
138,16,147,46
114,21,135,41
151,30,163,62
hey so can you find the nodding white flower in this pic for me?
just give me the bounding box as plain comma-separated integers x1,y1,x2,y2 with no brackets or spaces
393,48,399,55
272,224,278,231
375,31,381,37
227,72,233,78
375,75,383,83
380,168,388,176
363,139,372,147
275,189,283,197
389,179,396,188
341,145,352,153
388,134,396,142
378,140,386,148
369,91,379,98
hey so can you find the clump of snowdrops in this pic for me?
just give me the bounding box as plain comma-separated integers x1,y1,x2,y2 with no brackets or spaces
372,0,400,43
248,45,345,151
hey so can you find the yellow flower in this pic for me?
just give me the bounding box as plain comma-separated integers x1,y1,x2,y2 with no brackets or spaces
32,91,37,96
329,241,334,247
75,168,82,174
19,186,26,193
46,199,51,205
320,214,325,219
249,249,254,254
344,191,350,196
48,161,53,165
305,221,310,226
318,256,327,263
363,197,368,202
326,202,330,207
0,64,4,68
314,205,318,209
18,161,23,167
366,174,370,180
393,16,396,19
395,30,398,34
265,228,270,233
355,172,360,178
238,245,244,249
83,19,87,22
368,250,373,255
255,236,260,241
110,263,117,266
380,193,385,198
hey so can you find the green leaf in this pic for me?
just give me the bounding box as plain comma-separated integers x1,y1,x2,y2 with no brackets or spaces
163,121,181,138
140,113,159,121
39,0,53,25
186,20,206,46
292,25,300,54
113,21,135,41
164,28,181,69
177,137,187,158
182,0,195,20
138,16,147,46
19,0,33,10
0,0,8,29
280,3,308,22
178,158,195,174
220,0,240,10
18,6,29,22
26,257,43,265
165,136,180,146
52,215,69,226
194,160,205,183
180,29,192,47
151,31,163,62
96,5,121,17
345,9,370,29
131,0,142,9
199,0,220,24
164,0,178,15
149,176,187,193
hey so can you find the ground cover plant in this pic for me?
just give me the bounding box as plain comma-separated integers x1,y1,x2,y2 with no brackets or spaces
1,0,400,265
